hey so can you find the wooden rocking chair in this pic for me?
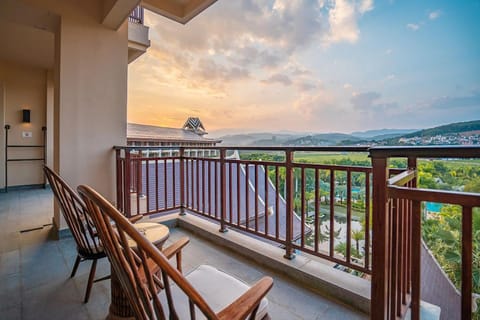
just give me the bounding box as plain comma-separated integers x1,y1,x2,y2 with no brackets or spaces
78,184,273,320
44,166,111,303
44,166,188,303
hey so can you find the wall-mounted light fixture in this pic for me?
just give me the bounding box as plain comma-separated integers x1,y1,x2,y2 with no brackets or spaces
22,109,31,123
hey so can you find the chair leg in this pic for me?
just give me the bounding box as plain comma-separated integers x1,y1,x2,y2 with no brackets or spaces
71,255,82,278
84,259,97,303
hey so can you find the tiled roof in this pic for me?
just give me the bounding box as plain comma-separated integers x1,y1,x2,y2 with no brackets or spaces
138,160,310,241
127,123,220,143
183,117,206,134
421,242,460,319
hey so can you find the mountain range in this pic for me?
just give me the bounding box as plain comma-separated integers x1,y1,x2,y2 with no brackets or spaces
216,120,480,146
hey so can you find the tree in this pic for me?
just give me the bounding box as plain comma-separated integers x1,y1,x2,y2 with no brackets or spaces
465,177,480,193
352,230,365,254
335,242,361,259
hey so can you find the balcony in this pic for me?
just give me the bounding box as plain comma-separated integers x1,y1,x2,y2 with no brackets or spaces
128,6,150,63
0,188,366,319
0,146,478,319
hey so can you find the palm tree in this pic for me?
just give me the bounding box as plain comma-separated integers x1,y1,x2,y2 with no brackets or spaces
335,242,360,259
352,230,365,254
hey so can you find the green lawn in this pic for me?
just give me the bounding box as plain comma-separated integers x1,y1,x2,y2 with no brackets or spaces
293,152,370,163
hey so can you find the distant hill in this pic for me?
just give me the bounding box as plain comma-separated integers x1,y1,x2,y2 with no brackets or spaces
401,120,480,138
217,120,480,147
384,120,480,145
218,132,304,146
370,132,412,140
283,133,362,146
351,128,418,139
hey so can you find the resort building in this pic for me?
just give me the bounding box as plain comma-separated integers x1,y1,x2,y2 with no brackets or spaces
127,117,221,157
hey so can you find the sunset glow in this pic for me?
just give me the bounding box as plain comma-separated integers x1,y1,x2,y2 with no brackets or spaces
128,0,480,135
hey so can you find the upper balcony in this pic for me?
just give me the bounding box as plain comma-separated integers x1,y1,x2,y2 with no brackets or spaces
128,6,150,63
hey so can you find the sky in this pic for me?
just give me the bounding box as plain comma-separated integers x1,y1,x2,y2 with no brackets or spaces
127,0,480,135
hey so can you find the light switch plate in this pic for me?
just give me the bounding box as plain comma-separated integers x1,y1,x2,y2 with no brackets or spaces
22,131,32,138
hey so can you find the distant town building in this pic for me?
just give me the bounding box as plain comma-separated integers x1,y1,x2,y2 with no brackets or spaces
127,117,221,157
396,132,480,146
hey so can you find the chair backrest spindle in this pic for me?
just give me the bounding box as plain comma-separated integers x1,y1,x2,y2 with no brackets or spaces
44,166,102,255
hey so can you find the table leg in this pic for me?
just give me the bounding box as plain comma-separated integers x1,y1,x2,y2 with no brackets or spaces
107,266,135,320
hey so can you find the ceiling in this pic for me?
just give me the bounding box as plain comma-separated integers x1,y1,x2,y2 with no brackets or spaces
0,21,54,69
0,0,56,69
0,0,218,70
141,0,217,24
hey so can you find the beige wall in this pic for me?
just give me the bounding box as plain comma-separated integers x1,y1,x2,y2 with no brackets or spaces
2,0,130,232
0,61,47,188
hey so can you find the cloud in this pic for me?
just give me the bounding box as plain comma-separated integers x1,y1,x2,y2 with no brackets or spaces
428,10,441,20
351,91,380,108
294,90,336,118
343,83,352,89
291,81,336,119
325,0,373,44
358,0,374,14
142,0,375,96
384,74,396,81
261,73,292,86
196,59,250,82
428,92,480,110
406,23,420,31
144,1,332,94
350,91,398,112
296,80,318,92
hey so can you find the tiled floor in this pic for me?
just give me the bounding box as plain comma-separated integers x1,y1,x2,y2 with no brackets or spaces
0,188,367,320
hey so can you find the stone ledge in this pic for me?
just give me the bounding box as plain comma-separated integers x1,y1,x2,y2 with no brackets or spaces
147,212,371,314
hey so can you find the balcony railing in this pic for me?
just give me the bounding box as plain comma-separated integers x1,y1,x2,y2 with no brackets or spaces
370,146,480,320
129,6,144,24
115,145,480,320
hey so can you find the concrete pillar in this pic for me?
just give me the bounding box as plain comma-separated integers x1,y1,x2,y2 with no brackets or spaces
51,1,128,232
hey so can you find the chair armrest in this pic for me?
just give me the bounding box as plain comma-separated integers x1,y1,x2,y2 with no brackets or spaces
218,276,273,320
138,237,190,291
161,237,190,273
139,237,190,277
128,215,143,224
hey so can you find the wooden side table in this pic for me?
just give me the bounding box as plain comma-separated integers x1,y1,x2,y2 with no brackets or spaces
107,222,169,320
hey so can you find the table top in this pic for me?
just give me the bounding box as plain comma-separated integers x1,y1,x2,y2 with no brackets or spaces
130,222,169,248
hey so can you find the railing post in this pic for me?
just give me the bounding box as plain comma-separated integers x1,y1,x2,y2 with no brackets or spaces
371,154,389,320
219,148,228,233
411,199,421,320
42,126,47,188
284,150,295,260
461,206,473,320
4,124,10,192
124,149,132,218
115,149,122,212
179,147,186,216
407,156,417,187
